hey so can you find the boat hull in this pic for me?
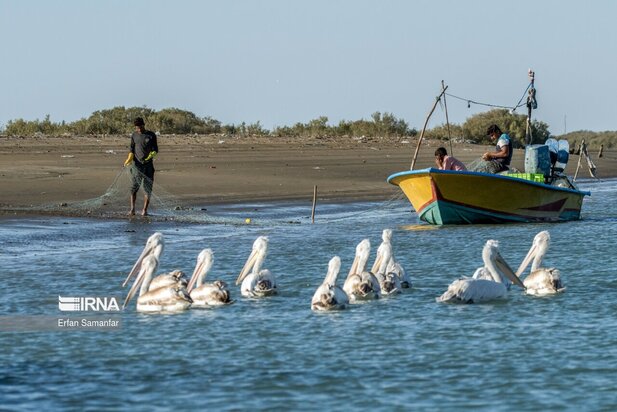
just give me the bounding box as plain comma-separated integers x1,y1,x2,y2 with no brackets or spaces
387,168,590,225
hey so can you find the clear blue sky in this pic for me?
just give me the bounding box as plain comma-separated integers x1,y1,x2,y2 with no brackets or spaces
1,0,616,133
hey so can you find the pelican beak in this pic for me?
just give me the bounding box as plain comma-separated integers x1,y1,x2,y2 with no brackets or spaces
348,256,359,278
496,252,526,289
187,259,206,292
122,242,159,288
516,243,538,277
371,253,383,275
123,265,146,309
236,249,258,285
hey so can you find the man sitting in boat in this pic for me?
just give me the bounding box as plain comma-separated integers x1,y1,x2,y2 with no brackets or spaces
482,124,512,173
434,147,467,171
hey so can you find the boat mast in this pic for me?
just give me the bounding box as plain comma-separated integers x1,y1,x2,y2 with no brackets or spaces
410,85,448,170
525,69,537,146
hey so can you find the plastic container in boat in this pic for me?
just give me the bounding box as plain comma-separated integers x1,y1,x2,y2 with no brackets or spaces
524,144,551,176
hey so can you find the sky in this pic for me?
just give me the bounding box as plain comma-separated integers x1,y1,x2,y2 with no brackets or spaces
1,0,616,133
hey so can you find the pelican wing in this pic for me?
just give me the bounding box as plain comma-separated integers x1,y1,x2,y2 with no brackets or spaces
523,268,564,295
438,278,508,303
191,282,231,305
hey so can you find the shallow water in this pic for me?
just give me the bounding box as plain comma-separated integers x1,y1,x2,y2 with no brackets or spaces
1,178,617,411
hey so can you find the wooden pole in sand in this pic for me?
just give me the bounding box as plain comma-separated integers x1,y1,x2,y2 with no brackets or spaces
410,85,448,170
311,185,317,223
598,144,604,158
573,139,584,181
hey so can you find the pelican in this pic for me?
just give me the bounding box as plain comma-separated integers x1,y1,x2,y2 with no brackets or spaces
236,236,277,297
371,237,402,296
187,249,232,307
437,240,525,304
343,239,381,302
377,229,412,288
123,255,192,313
122,232,188,290
311,256,349,311
516,231,565,296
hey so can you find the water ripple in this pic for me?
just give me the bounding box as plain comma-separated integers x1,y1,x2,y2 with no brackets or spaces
1,181,617,410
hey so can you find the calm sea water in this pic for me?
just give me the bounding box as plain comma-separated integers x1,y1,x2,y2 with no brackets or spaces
1,178,616,411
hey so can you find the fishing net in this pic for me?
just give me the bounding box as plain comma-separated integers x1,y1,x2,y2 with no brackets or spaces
14,166,409,226
467,158,502,174
29,167,251,225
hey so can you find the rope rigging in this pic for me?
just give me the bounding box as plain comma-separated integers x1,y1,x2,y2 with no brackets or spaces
443,83,531,112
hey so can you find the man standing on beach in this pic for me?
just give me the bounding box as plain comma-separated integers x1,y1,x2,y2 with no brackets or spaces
124,117,158,216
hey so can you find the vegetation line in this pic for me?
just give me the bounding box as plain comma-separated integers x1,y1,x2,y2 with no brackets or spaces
1,106,614,148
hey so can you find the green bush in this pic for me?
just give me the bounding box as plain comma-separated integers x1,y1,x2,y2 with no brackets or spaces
556,130,617,150
459,109,549,147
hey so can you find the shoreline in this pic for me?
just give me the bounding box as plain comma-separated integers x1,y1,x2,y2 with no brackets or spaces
1,135,614,219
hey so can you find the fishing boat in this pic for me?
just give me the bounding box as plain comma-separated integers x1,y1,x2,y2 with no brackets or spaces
388,71,591,225
387,168,589,225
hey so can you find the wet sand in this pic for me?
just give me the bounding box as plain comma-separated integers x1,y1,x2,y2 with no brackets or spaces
0,134,614,215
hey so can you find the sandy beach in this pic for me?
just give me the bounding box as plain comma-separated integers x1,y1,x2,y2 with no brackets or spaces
0,134,614,215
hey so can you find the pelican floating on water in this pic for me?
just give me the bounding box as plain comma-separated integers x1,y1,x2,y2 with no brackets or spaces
437,240,525,304
311,256,349,311
377,229,412,288
122,232,188,290
516,231,565,296
187,249,232,307
123,255,192,313
236,236,277,297
343,239,381,302
371,236,402,296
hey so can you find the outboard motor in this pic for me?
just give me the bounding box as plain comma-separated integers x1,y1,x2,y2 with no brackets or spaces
545,138,575,189
545,138,570,175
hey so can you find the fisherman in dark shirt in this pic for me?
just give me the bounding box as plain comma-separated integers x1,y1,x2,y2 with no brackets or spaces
124,117,158,216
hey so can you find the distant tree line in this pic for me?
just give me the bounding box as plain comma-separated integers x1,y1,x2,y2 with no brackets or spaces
1,106,614,148
557,130,617,150
0,107,416,139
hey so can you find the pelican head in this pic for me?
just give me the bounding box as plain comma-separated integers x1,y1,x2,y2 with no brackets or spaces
236,236,269,285
382,228,393,243
312,256,349,311
187,248,214,292
371,240,392,275
348,239,370,277
122,232,164,287
516,231,551,276
483,240,525,289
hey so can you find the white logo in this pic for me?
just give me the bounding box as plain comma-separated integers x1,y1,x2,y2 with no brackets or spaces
58,296,120,312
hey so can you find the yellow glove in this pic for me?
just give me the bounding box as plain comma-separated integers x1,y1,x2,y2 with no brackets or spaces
144,151,157,162
124,152,134,167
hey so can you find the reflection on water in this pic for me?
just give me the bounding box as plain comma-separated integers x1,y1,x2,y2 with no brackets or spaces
1,178,616,410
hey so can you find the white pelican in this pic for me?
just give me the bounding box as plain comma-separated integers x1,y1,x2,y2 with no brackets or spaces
187,249,232,307
377,229,412,288
343,239,381,302
311,256,350,311
516,231,565,296
123,255,192,313
235,236,277,297
371,237,402,296
122,232,188,290
437,240,525,304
